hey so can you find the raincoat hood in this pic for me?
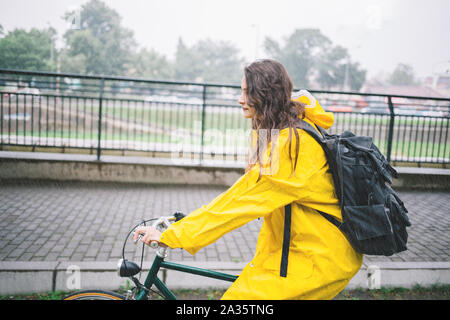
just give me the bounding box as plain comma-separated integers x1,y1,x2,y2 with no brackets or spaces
292,91,334,129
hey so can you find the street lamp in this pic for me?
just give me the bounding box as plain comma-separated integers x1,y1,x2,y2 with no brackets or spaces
251,24,260,60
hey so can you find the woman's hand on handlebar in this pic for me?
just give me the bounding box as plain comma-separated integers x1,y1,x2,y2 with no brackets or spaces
133,225,166,247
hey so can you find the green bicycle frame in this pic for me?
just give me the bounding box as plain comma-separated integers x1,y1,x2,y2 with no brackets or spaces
135,255,238,300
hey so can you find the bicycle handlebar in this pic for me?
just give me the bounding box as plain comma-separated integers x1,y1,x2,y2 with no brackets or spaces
134,212,186,249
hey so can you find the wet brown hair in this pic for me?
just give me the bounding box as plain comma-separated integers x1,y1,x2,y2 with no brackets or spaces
244,59,305,176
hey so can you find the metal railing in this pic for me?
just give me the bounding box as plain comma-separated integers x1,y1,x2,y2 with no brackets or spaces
1,69,449,167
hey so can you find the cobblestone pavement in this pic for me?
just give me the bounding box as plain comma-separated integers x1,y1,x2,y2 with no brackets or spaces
0,179,448,265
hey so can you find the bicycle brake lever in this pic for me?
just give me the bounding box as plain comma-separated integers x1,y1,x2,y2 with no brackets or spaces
133,232,143,243
132,233,159,249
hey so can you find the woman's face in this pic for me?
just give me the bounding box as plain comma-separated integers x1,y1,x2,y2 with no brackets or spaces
239,76,256,119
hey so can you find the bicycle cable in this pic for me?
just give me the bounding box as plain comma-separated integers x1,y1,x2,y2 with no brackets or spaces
121,218,158,263
121,217,166,299
138,219,146,282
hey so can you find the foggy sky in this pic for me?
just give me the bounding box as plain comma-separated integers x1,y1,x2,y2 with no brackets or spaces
1,0,449,79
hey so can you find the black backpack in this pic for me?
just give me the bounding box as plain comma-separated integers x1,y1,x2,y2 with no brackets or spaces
279,119,411,277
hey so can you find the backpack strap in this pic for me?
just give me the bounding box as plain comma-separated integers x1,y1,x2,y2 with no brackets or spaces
296,119,326,143
280,204,292,277
317,210,342,229
280,207,342,277
298,119,345,209
279,122,341,278
279,121,324,278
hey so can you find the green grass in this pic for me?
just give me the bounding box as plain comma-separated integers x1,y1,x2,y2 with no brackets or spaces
3,102,448,159
391,140,448,159
6,129,448,159
1,285,449,300
334,284,450,300
0,290,73,300
93,102,250,132
334,113,448,127
6,129,251,148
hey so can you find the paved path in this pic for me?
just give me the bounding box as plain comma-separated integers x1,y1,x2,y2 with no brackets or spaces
0,179,448,266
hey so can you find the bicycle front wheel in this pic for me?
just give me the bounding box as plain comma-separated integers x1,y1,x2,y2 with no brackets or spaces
63,290,126,300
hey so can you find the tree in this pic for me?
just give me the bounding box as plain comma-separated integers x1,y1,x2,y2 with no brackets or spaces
0,27,57,71
174,38,203,82
264,29,332,88
317,45,366,91
316,45,348,89
343,62,367,91
389,63,416,86
174,38,243,84
128,48,174,80
61,0,136,76
264,29,366,90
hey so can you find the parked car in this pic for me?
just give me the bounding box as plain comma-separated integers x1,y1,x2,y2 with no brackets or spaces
325,104,354,113
3,112,31,121
394,106,417,116
360,103,389,114
144,94,202,105
420,110,445,117
15,87,40,95
4,87,41,100
350,96,369,109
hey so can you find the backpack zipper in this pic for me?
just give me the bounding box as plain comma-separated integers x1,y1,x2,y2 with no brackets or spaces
384,207,394,234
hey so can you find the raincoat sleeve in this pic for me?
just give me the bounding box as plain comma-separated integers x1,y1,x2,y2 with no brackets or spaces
159,132,327,255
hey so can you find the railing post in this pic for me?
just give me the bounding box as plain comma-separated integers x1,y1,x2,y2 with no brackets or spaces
97,78,105,161
386,95,395,163
200,85,206,163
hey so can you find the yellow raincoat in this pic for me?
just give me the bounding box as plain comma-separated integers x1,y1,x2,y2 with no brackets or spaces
160,94,363,300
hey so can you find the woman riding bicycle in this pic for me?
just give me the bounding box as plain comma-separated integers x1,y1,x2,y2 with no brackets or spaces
134,59,363,300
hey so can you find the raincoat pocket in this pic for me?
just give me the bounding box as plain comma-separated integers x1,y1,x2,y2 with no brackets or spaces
344,204,392,241
342,204,398,255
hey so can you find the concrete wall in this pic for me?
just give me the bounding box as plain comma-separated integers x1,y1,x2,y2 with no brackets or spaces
0,152,449,189
1,261,449,295
0,152,243,187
